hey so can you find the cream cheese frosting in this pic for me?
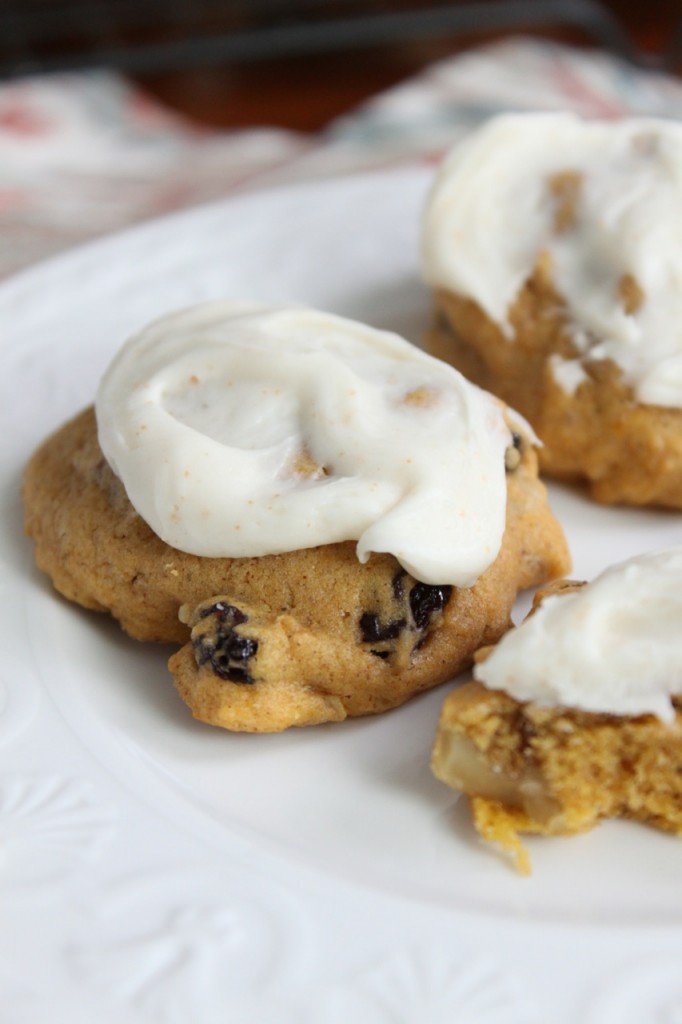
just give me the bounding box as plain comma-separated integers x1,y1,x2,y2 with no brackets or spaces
421,112,682,409
475,547,682,722
95,302,515,586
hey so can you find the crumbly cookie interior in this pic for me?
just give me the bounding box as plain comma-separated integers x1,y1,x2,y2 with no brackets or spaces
432,661,682,873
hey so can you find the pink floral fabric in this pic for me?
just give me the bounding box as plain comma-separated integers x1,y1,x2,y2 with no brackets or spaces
3,38,682,279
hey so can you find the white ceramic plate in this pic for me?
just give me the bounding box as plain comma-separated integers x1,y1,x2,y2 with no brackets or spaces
3,167,682,1023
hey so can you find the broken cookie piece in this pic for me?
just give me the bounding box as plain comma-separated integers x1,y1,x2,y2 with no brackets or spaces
432,548,682,872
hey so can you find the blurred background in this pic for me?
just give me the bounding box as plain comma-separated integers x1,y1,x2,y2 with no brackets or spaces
1,1,680,130
4,1,682,279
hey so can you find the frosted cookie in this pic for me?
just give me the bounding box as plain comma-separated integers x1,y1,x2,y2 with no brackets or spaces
431,549,682,873
23,302,569,732
422,112,682,508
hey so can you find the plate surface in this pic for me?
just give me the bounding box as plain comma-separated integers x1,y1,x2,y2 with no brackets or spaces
2,167,682,1023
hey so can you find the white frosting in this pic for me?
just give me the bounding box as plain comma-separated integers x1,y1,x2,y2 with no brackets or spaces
475,547,682,722
422,112,682,409
95,302,515,586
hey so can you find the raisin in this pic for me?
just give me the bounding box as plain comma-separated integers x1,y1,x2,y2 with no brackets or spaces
409,583,452,631
193,602,258,684
199,601,247,625
359,576,452,660
359,612,406,644
359,612,381,643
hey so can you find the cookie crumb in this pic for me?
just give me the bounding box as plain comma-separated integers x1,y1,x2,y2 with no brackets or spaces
472,797,532,875
618,273,645,315
292,448,328,479
403,386,439,408
547,170,583,233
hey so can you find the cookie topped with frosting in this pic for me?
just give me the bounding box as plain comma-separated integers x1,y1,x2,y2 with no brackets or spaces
432,547,682,872
23,301,569,732
422,112,682,508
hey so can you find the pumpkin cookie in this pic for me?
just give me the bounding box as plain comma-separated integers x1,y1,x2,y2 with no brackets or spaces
432,550,682,872
422,112,682,508
23,303,569,731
